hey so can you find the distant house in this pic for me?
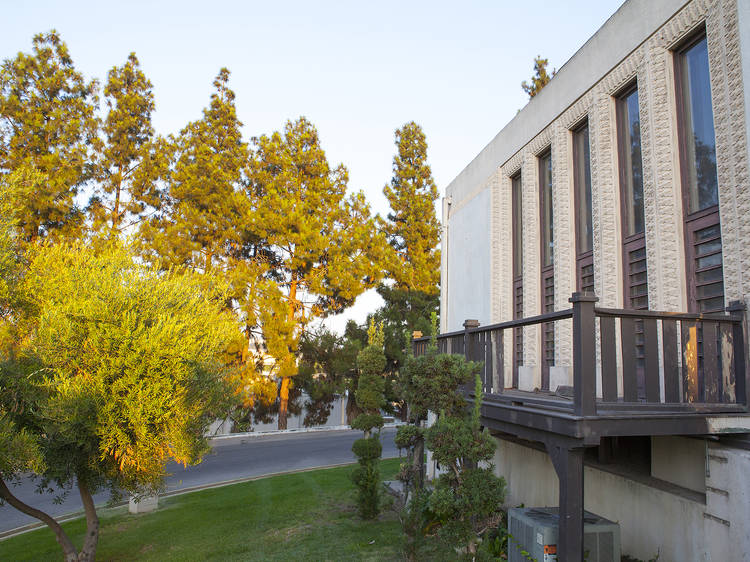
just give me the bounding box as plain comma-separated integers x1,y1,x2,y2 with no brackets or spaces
434,0,750,559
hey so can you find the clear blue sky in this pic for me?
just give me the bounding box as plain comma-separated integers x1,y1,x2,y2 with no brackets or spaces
2,0,625,331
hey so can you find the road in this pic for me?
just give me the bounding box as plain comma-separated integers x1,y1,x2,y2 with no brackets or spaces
0,427,400,535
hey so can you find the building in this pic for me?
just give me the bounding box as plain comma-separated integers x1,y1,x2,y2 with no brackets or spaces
434,0,750,559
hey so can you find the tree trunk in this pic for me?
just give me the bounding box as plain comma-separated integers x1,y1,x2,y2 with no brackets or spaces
0,478,79,561
111,173,122,232
76,479,99,562
399,400,409,422
413,433,425,490
346,391,361,425
278,276,298,431
278,376,290,430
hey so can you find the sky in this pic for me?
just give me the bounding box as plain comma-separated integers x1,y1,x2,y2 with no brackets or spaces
2,0,625,333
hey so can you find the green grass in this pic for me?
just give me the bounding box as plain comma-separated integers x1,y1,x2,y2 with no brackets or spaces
0,459,454,561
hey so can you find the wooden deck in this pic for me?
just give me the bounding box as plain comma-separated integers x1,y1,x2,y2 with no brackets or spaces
413,293,750,560
414,293,750,446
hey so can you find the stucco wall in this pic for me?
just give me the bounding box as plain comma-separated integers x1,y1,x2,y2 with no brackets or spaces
445,0,692,208
445,186,492,331
741,0,750,191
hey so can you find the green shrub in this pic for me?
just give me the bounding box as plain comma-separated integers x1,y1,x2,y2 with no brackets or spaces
394,424,422,450
352,436,383,461
351,321,386,519
351,413,385,432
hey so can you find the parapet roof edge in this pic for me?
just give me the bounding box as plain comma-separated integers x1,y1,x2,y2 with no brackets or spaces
444,0,690,204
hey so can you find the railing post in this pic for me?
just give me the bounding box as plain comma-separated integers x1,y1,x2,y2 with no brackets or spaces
411,330,423,357
570,293,598,416
727,300,748,406
463,319,479,362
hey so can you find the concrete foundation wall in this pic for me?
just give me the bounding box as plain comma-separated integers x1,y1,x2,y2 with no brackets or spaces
651,436,707,494
493,437,750,561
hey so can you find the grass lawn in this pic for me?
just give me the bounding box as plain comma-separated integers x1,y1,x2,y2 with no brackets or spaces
0,458,455,561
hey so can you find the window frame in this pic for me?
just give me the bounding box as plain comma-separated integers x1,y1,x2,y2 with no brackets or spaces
538,149,554,390
572,119,594,294
511,172,523,387
673,26,724,314
615,81,648,311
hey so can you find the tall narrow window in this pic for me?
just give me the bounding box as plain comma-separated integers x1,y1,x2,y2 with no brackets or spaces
539,150,554,390
675,30,724,314
616,84,648,311
573,120,594,294
617,84,648,395
512,173,523,387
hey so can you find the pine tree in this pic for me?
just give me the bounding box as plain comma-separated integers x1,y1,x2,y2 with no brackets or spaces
382,121,440,294
378,122,441,387
248,117,388,429
135,69,270,414
137,68,248,274
0,31,99,244
521,55,556,99
89,53,169,236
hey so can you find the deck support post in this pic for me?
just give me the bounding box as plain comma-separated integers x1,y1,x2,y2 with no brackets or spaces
570,293,598,416
547,441,585,562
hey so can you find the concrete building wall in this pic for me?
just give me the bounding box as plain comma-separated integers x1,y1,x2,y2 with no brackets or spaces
704,441,750,561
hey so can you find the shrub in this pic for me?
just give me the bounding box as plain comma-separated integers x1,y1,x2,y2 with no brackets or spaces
351,321,386,519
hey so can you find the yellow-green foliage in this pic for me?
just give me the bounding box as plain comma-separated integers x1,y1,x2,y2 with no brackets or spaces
382,121,440,295
0,31,99,244
6,241,241,492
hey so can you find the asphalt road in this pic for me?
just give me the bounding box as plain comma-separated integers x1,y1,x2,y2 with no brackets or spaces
0,427,400,535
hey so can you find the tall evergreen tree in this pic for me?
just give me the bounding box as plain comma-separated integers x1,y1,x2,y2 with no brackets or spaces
0,31,99,243
137,68,247,273
135,69,269,413
378,122,440,387
382,121,440,294
89,53,168,236
521,55,556,99
248,117,388,429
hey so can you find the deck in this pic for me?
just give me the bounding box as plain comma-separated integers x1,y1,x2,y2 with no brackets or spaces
414,293,750,445
413,293,750,560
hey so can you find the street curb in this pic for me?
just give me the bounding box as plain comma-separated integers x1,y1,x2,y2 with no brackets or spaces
0,455,401,541
209,421,404,442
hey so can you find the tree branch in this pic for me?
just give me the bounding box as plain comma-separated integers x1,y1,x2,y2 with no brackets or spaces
0,478,79,561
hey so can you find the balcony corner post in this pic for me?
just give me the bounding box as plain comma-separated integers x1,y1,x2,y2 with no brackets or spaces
463,319,480,362
727,300,748,406
411,330,423,358
570,292,598,416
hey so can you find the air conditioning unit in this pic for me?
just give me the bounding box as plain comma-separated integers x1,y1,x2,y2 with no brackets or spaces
507,507,621,562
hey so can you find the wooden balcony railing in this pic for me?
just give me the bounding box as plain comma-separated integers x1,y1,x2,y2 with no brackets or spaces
413,293,749,418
